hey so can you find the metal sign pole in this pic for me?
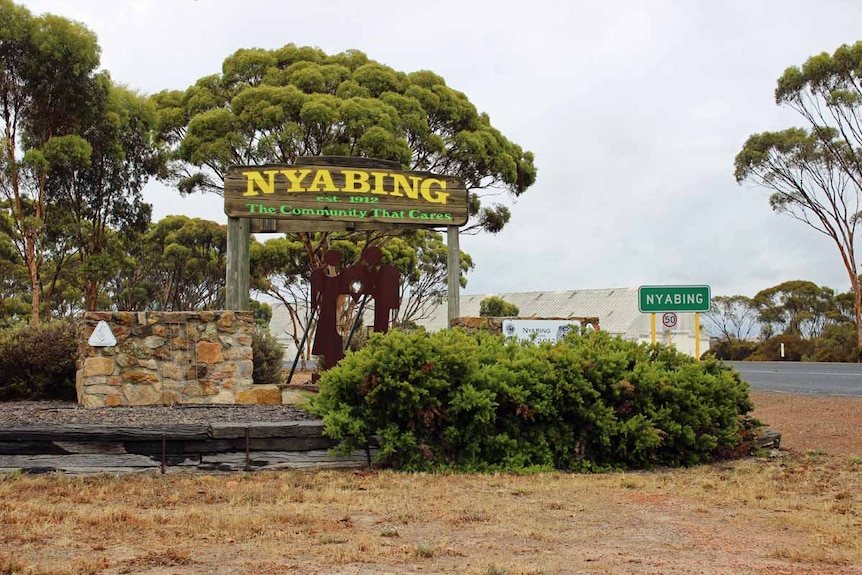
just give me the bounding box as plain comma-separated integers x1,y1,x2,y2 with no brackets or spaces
695,312,701,360
286,299,319,386
344,294,370,351
651,313,656,344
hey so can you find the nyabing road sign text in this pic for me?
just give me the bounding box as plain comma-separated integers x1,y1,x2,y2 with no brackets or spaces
638,285,711,313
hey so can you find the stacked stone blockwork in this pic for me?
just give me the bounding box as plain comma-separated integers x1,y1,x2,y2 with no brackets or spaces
77,311,280,407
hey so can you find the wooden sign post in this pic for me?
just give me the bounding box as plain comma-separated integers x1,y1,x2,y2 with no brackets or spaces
225,217,250,310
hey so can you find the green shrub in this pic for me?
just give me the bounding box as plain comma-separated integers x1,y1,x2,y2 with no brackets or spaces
252,326,284,385
748,334,813,361
250,300,273,327
703,338,758,361
807,323,861,362
479,295,519,317
310,328,754,472
0,320,77,401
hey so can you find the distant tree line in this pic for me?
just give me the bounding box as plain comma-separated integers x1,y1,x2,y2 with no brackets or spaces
703,279,860,362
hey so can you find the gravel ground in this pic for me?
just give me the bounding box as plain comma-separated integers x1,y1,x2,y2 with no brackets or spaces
0,400,318,427
749,390,862,457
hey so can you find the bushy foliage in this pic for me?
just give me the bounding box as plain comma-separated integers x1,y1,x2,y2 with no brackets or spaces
807,323,862,362
250,300,273,327
479,295,519,317
345,324,370,353
252,326,284,385
310,328,754,472
748,334,814,361
0,320,77,400
703,338,758,361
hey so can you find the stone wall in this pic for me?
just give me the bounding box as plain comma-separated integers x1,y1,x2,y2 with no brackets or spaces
76,311,279,407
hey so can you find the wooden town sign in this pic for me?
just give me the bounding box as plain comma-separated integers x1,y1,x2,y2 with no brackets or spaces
223,157,469,233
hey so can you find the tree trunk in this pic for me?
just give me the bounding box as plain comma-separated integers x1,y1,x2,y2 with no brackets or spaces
855,283,862,353
84,279,98,311
26,236,40,327
850,272,862,353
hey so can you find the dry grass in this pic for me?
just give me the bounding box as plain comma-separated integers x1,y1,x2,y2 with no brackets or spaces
1,452,861,575
2,390,861,574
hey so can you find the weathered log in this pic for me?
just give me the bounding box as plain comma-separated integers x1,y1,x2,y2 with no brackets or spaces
0,422,376,474
0,441,130,455
198,449,372,471
208,421,325,439
756,429,782,450
0,425,209,442
0,453,199,470
121,436,338,455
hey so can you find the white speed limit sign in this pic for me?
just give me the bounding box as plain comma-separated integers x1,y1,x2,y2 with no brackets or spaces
661,312,678,329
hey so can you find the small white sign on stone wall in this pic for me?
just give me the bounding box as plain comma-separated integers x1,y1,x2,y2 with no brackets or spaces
88,320,117,347
502,319,576,344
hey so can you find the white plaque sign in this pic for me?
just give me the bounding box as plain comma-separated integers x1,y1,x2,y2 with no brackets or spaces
88,320,117,347
502,320,576,344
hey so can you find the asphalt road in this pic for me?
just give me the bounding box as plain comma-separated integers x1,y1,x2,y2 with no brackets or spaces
723,361,862,396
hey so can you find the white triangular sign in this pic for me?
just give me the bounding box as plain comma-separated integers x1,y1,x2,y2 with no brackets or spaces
88,320,117,347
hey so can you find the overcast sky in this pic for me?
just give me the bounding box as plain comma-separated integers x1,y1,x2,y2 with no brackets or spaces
18,0,862,298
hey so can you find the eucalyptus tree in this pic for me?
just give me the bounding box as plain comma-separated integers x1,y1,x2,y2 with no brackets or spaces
46,79,157,311
0,220,27,324
103,226,155,312
752,280,838,339
136,215,228,311
249,234,317,354
702,295,758,343
735,42,862,348
97,215,228,312
0,0,102,324
384,230,474,325
153,45,535,317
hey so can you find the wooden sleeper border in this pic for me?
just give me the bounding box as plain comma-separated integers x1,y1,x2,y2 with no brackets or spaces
0,421,374,474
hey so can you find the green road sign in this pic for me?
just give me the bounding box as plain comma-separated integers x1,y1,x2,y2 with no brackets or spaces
638,285,711,313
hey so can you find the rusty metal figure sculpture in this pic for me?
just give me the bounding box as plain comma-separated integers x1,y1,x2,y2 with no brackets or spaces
347,246,400,334
309,247,401,374
310,249,349,371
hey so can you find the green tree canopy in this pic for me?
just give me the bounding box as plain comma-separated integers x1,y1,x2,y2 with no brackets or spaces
152,44,536,301
108,215,227,311
380,230,474,325
154,45,536,237
0,222,28,325
0,1,158,320
46,78,158,310
735,41,862,349
752,280,838,339
152,45,533,339
479,295,519,317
